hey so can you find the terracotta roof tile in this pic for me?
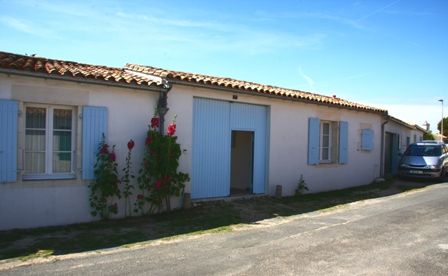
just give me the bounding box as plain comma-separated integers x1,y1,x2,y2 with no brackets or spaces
125,64,386,113
0,51,164,89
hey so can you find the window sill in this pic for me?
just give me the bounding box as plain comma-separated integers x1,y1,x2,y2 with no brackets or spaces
316,162,345,166
22,173,76,181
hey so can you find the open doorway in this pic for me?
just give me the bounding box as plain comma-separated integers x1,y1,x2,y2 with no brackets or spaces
385,132,400,176
230,130,254,195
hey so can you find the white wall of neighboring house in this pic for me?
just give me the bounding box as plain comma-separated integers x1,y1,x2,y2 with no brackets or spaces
0,74,158,230
168,84,383,197
384,120,424,154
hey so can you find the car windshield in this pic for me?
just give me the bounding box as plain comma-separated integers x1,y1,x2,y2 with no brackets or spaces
404,145,442,157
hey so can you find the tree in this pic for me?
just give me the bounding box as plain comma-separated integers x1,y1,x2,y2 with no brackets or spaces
423,131,435,141
437,117,448,138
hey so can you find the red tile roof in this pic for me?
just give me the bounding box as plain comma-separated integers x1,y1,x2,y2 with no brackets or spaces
125,64,386,114
0,51,164,89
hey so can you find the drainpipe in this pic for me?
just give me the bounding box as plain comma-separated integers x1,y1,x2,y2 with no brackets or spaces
157,80,172,135
380,116,389,177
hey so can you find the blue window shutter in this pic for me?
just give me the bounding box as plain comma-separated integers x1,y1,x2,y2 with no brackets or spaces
308,117,320,165
339,121,349,164
82,106,108,180
361,129,374,151
0,99,18,183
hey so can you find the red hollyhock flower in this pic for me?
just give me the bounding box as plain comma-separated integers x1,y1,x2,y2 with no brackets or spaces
150,117,160,129
127,139,135,150
163,175,171,183
109,152,116,162
100,144,109,155
137,194,144,200
155,179,162,189
145,136,152,145
167,122,176,136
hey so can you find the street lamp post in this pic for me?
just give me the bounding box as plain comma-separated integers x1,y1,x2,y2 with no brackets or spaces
439,99,444,142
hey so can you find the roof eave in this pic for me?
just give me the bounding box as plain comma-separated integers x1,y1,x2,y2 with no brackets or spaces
388,116,416,130
0,68,166,93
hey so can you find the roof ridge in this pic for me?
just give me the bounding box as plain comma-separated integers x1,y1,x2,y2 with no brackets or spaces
125,63,386,113
126,63,330,97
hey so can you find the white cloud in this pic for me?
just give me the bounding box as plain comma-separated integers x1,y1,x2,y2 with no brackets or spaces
7,1,326,56
298,67,315,91
0,16,53,38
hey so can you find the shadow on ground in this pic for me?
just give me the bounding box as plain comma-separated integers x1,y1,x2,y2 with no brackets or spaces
0,177,445,261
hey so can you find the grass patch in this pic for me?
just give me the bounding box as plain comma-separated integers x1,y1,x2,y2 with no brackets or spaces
2,177,435,262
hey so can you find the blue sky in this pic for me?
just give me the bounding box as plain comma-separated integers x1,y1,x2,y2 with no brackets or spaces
1,0,447,131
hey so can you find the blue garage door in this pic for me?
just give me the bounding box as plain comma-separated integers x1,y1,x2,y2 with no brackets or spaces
192,98,267,199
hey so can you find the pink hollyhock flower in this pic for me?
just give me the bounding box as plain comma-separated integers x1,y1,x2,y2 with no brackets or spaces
150,117,160,129
163,175,171,183
100,144,109,155
109,152,116,162
167,122,176,136
155,179,162,189
127,139,135,150
145,136,152,145
137,194,144,200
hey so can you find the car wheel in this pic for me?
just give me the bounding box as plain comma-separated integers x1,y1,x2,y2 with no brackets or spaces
441,167,448,181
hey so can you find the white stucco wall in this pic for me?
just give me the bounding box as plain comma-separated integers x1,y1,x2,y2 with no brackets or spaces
0,74,158,230
1,74,386,230
384,120,424,154
167,84,383,197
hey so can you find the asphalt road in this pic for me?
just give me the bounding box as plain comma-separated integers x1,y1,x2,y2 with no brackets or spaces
3,182,448,275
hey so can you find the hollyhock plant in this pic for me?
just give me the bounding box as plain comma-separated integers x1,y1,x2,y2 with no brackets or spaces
89,137,121,219
122,139,135,217
137,114,189,214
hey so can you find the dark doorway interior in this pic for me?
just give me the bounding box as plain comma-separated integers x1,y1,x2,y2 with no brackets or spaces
230,131,254,195
385,132,400,176
385,132,392,175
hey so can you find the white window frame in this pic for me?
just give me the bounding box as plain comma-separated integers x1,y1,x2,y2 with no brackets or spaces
320,121,332,163
23,104,76,180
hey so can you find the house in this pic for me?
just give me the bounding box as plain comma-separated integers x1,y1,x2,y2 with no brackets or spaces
1,51,388,230
383,116,427,175
0,52,165,230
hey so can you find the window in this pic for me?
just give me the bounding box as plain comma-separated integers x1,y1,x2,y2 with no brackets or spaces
406,136,410,147
24,105,75,179
308,118,347,165
320,122,331,161
320,121,339,163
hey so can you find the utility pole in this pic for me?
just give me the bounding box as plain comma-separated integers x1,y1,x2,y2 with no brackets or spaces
439,99,444,142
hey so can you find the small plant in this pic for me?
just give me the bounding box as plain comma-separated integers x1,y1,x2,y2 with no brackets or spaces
295,174,309,196
122,139,135,217
89,136,121,219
